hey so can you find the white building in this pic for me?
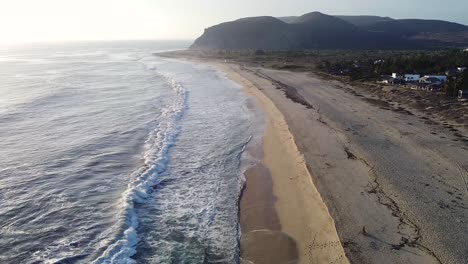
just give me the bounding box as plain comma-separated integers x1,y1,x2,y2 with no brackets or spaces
404,74,420,82
424,75,448,82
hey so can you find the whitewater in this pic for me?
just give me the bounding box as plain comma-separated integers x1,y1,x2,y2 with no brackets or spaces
0,41,263,263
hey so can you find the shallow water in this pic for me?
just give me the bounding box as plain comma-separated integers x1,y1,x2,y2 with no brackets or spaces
0,41,263,263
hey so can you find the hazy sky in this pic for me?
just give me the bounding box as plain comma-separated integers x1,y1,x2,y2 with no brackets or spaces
1,0,467,44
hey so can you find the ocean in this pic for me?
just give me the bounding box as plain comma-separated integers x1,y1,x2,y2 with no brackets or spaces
0,41,263,263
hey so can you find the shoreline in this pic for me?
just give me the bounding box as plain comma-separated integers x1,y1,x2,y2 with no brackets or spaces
158,53,467,263
226,65,465,263
220,64,349,264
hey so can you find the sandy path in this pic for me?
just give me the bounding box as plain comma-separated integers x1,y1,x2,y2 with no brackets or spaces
220,65,349,264
227,65,468,264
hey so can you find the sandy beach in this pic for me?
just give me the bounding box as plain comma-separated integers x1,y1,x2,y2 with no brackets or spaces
218,64,467,264
158,50,467,263
220,65,349,264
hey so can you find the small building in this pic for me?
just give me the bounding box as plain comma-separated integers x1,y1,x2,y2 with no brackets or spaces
420,76,442,85
424,75,447,82
404,74,420,82
457,67,466,73
381,74,404,85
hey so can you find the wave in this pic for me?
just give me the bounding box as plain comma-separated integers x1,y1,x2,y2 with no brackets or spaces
51,51,106,58
92,72,187,264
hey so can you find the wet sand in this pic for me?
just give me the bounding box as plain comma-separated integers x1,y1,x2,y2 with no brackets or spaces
224,65,467,264
159,51,467,263
240,164,298,264
221,65,349,264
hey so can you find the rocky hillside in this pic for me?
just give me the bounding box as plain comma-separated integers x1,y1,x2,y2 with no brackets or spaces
363,19,468,44
191,12,468,50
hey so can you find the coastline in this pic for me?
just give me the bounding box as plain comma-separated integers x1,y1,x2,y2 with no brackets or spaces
158,52,467,263
219,64,349,264
224,65,467,264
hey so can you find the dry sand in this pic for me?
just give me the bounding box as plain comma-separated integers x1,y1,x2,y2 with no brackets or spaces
220,64,349,264
159,51,467,263
223,65,467,264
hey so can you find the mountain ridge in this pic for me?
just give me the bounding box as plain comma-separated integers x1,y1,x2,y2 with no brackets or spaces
335,15,394,27
191,12,468,50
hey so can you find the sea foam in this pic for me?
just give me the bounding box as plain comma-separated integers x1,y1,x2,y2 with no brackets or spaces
92,72,187,264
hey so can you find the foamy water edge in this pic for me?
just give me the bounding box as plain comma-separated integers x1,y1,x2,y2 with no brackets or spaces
92,71,187,264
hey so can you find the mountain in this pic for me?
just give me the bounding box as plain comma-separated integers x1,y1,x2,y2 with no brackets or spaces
277,16,299,24
335,15,394,27
191,16,295,50
278,14,393,26
295,12,357,30
191,12,468,50
363,19,468,44
282,12,411,49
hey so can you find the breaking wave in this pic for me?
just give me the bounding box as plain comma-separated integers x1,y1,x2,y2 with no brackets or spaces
92,73,187,264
